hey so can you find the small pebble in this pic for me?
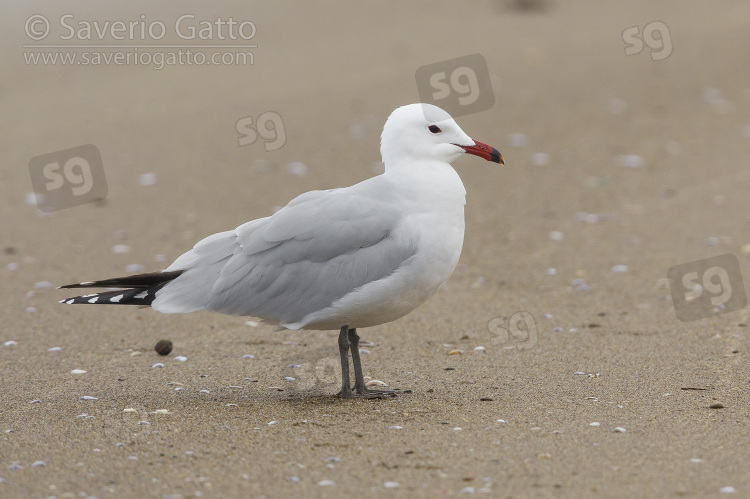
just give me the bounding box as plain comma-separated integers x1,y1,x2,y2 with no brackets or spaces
138,173,157,186
80,396,98,400
389,425,403,430
152,363,165,368
690,458,705,463
31,461,45,467
286,162,308,176
242,354,255,359
154,340,173,355
285,364,301,368
611,264,628,273
4,340,17,346
174,355,188,362
720,486,736,494
473,346,486,352
507,133,528,147
30,400,41,404
199,390,210,394
366,379,388,387
531,152,550,166
613,427,627,433
283,377,296,381
112,244,131,254
151,409,170,414
448,349,463,355
496,419,506,423
461,486,475,494
317,480,335,486
615,154,644,168
709,403,725,409
245,320,259,327
70,369,87,375
123,408,136,413
268,421,278,425
47,347,62,352
589,422,600,427
384,481,400,488
7,462,22,470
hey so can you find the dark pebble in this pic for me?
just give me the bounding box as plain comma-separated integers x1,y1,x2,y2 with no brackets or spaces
154,339,173,355
480,397,494,401
709,403,724,409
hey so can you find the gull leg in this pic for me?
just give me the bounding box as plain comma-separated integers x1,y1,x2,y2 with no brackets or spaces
338,325,355,398
348,328,398,398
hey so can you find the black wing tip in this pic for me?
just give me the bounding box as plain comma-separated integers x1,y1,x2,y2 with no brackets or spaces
59,288,157,306
58,270,183,306
58,270,184,290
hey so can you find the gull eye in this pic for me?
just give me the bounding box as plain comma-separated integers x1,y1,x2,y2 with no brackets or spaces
428,125,441,134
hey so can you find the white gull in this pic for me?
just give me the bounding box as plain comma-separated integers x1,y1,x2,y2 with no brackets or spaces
60,103,504,398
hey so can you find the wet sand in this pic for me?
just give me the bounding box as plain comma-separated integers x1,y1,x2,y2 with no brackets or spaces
2,1,750,497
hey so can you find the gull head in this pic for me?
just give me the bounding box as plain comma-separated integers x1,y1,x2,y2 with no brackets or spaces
380,103,503,169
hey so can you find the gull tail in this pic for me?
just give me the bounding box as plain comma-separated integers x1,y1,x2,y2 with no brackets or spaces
58,270,184,306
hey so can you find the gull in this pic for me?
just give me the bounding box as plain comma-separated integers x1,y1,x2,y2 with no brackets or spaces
59,103,504,398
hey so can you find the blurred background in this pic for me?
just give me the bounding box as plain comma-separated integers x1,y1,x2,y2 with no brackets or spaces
3,2,749,324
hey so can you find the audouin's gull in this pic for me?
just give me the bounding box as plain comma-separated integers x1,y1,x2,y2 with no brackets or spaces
60,103,504,399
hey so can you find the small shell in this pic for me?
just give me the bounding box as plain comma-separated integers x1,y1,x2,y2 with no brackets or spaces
366,379,388,387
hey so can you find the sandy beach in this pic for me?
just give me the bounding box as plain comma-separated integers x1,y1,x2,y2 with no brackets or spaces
2,1,750,497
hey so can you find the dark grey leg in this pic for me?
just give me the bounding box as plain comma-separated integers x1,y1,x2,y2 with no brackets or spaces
348,328,398,398
338,325,355,398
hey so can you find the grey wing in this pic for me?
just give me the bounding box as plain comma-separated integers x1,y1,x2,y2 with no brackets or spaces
152,188,418,325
